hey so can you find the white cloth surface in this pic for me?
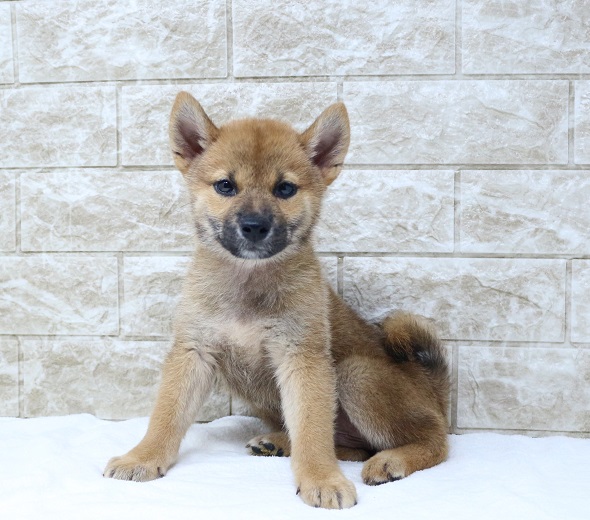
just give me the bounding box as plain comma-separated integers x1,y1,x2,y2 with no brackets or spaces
0,414,588,519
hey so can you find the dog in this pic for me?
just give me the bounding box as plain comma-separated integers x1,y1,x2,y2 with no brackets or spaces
104,92,450,509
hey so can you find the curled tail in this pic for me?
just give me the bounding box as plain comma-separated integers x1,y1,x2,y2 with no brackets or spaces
380,312,450,412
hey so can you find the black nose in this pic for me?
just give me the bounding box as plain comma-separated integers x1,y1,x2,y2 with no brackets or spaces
238,214,272,243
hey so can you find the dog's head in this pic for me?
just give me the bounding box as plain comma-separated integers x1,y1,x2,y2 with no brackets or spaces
169,92,349,261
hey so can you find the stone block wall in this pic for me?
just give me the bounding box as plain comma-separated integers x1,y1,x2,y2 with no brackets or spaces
0,0,589,436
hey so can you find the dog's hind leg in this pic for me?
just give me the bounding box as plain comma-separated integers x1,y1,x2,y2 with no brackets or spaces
361,441,446,485
246,432,370,461
336,354,449,485
335,447,372,462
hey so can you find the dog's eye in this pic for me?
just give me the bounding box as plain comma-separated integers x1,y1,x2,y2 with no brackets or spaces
214,179,237,196
274,181,298,199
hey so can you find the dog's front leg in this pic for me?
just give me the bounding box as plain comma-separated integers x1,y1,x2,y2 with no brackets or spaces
104,341,216,481
273,341,357,509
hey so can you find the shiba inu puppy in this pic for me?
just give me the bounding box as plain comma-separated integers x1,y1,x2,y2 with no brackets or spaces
104,92,450,509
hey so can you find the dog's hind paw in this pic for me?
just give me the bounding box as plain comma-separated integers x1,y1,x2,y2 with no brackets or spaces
361,450,406,485
246,431,291,457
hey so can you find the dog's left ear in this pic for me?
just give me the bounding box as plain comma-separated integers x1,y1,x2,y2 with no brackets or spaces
300,103,350,186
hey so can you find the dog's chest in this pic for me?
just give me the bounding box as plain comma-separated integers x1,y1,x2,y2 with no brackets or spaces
216,318,283,409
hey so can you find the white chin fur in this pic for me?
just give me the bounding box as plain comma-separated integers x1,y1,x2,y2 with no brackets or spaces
239,250,265,259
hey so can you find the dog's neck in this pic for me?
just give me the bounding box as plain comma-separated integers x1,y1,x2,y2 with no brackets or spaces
190,241,323,313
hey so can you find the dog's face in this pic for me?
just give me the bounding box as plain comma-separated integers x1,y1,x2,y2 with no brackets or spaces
169,93,350,261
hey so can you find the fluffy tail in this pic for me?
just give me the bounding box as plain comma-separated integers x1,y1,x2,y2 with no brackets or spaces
380,312,450,411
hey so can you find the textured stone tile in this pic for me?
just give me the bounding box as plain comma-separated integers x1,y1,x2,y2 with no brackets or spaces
0,4,13,83
316,170,454,253
197,380,231,422
461,170,590,254
463,0,590,74
21,339,230,420
458,347,590,432
319,256,338,292
442,344,453,426
575,81,590,164
22,339,165,419
0,171,15,251
344,81,568,165
343,258,565,342
572,261,590,343
122,82,337,166
233,0,455,77
16,0,226,82
122,256,190,337
0,256,118,335
21,170,192,252
0,87,116,168
0,339,18,417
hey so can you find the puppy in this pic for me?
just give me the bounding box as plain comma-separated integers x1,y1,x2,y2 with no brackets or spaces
104,92,450,509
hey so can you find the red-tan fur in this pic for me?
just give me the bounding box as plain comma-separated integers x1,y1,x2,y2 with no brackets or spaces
104,92,450,509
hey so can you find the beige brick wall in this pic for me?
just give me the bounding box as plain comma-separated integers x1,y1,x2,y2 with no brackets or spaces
0,0,588,436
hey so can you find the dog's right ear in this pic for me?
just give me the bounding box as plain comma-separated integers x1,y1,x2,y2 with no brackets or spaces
169,92,219,175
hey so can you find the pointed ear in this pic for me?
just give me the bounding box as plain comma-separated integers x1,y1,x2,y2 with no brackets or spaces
299,103,350,186
169,91,219,175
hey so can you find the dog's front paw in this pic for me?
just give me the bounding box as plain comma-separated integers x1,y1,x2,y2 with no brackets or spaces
103,453,167,482
297,472,357,509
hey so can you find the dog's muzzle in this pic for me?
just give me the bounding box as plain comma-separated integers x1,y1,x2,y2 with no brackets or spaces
219,212,289,259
